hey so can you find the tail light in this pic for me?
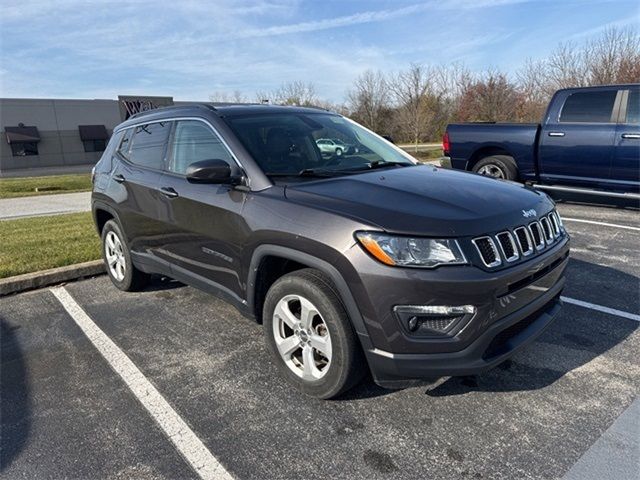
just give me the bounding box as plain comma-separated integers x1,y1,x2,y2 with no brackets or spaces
442,132,450,157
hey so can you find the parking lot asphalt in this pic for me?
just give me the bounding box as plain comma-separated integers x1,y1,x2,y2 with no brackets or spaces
1,202,638,479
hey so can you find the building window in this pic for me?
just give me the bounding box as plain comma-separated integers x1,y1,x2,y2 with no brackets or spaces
78,125,109,152
10,142,39,156
5,124,41,157
82,139,107,152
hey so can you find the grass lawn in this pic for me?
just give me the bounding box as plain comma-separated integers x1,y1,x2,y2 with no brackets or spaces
408,148,445,163
0,174,92,199
0,212,101,278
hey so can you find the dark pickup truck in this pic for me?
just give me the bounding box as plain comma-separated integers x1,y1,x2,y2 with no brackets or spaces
444,84,640,199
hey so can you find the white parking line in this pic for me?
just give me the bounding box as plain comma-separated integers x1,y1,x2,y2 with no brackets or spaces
50,287,233,480
562,217,640,232
561,296,640,323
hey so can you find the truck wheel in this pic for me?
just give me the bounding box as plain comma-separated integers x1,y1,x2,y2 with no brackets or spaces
473,155,518,180
263,268,366,399
101,219,150,291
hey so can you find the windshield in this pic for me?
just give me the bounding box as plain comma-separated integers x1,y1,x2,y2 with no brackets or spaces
224,112,416,178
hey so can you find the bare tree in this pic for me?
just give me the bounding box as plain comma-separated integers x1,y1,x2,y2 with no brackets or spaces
584,27,640,84
456,70,523,122
389,64,440,149
257,81,319,106
346,70,390,132
516,59,552,121
209,90,247,103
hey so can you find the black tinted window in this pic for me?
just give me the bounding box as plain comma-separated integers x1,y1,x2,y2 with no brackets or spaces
128,122,171,169
626,90,639,125
169,121,234,174
560,90,617,123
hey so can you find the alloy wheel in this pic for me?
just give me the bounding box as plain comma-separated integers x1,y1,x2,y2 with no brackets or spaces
272,294,332,381
477,164,505,178
105,231,126,281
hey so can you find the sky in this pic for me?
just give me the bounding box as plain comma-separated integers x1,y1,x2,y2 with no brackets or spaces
0,0,638,103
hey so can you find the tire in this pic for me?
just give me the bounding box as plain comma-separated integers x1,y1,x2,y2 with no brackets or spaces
335,147,343,156
472,155,518,180
263,268,366,399
101,219,150,291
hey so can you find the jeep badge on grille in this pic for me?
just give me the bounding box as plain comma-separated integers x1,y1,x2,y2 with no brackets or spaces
522,209,537,218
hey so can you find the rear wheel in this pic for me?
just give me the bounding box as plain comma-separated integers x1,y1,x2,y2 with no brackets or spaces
101,219,149,291
473,155,518,180
263,269,366,399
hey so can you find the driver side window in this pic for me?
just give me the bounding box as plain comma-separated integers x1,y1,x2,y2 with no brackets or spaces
169,120,234,175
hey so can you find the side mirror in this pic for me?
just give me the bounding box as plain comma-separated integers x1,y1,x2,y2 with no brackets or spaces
186,159,232,184
382,135,395,144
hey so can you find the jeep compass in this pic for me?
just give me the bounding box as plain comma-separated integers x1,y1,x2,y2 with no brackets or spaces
91,104,570,398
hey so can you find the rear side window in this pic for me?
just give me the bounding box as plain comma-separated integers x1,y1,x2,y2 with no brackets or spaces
128,122,171,169
169,120,234,174
625,90,639,125
559,90,617,123
117,128,133,159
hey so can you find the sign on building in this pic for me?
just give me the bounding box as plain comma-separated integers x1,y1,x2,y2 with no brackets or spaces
118,96,174,120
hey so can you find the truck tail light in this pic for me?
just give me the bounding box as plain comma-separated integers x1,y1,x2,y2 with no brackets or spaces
442,132,450,157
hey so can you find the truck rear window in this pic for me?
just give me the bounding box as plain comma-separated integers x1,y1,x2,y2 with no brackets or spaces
559,90,617,123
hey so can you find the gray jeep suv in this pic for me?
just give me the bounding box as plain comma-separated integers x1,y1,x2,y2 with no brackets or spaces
91,104,570,398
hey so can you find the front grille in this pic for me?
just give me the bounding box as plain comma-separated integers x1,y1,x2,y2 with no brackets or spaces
472,209,565,269
528,222,545,250
496,232,519,262
472,237,501,267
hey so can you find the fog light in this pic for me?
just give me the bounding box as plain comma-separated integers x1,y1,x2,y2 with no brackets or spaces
407,316,419,332
393,305,476,337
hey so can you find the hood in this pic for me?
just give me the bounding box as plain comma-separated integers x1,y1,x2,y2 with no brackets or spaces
284,165,554,237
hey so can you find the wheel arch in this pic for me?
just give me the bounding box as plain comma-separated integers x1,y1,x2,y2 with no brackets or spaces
468,146,515,171
92,201,121,235
247,245,374,351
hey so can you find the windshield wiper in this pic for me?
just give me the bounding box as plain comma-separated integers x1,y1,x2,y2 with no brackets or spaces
265,169,342,178
347,161,411,172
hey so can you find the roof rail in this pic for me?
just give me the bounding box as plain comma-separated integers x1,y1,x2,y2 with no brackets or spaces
127,103,217,120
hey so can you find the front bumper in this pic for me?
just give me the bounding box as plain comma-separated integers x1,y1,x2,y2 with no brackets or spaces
343,235,570,387
365,278,563,387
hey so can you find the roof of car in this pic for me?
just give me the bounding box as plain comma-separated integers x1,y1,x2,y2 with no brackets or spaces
117,103,333,129
555,83,639,93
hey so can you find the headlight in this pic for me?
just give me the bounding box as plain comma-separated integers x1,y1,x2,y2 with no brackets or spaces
355,232,467,268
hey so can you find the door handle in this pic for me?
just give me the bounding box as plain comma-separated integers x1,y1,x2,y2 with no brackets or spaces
113,174,125,183
548,132,565,137
621,133,640,139
160,187,179,198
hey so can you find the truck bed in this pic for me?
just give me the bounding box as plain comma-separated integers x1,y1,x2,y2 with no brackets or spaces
446,123,541,181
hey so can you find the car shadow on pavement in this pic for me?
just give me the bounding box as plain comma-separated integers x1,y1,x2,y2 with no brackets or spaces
426,259,638,397
0,317,31,471
143,275,185,292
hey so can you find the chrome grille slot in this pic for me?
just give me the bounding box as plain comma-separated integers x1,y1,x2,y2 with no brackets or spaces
496,231,519,262
514,227,533,256
472,237,502,268
540,217,554,243
528,222,545,250
549,212,560,238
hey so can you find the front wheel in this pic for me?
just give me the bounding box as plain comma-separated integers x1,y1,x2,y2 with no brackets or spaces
335,147,343,157
473,155,518,180
101,219,150,291
263,269,366,399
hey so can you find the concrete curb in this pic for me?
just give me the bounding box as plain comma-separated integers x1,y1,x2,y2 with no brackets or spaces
0,260,105,296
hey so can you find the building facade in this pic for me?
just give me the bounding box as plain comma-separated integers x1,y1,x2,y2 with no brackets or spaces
0,96,175,175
